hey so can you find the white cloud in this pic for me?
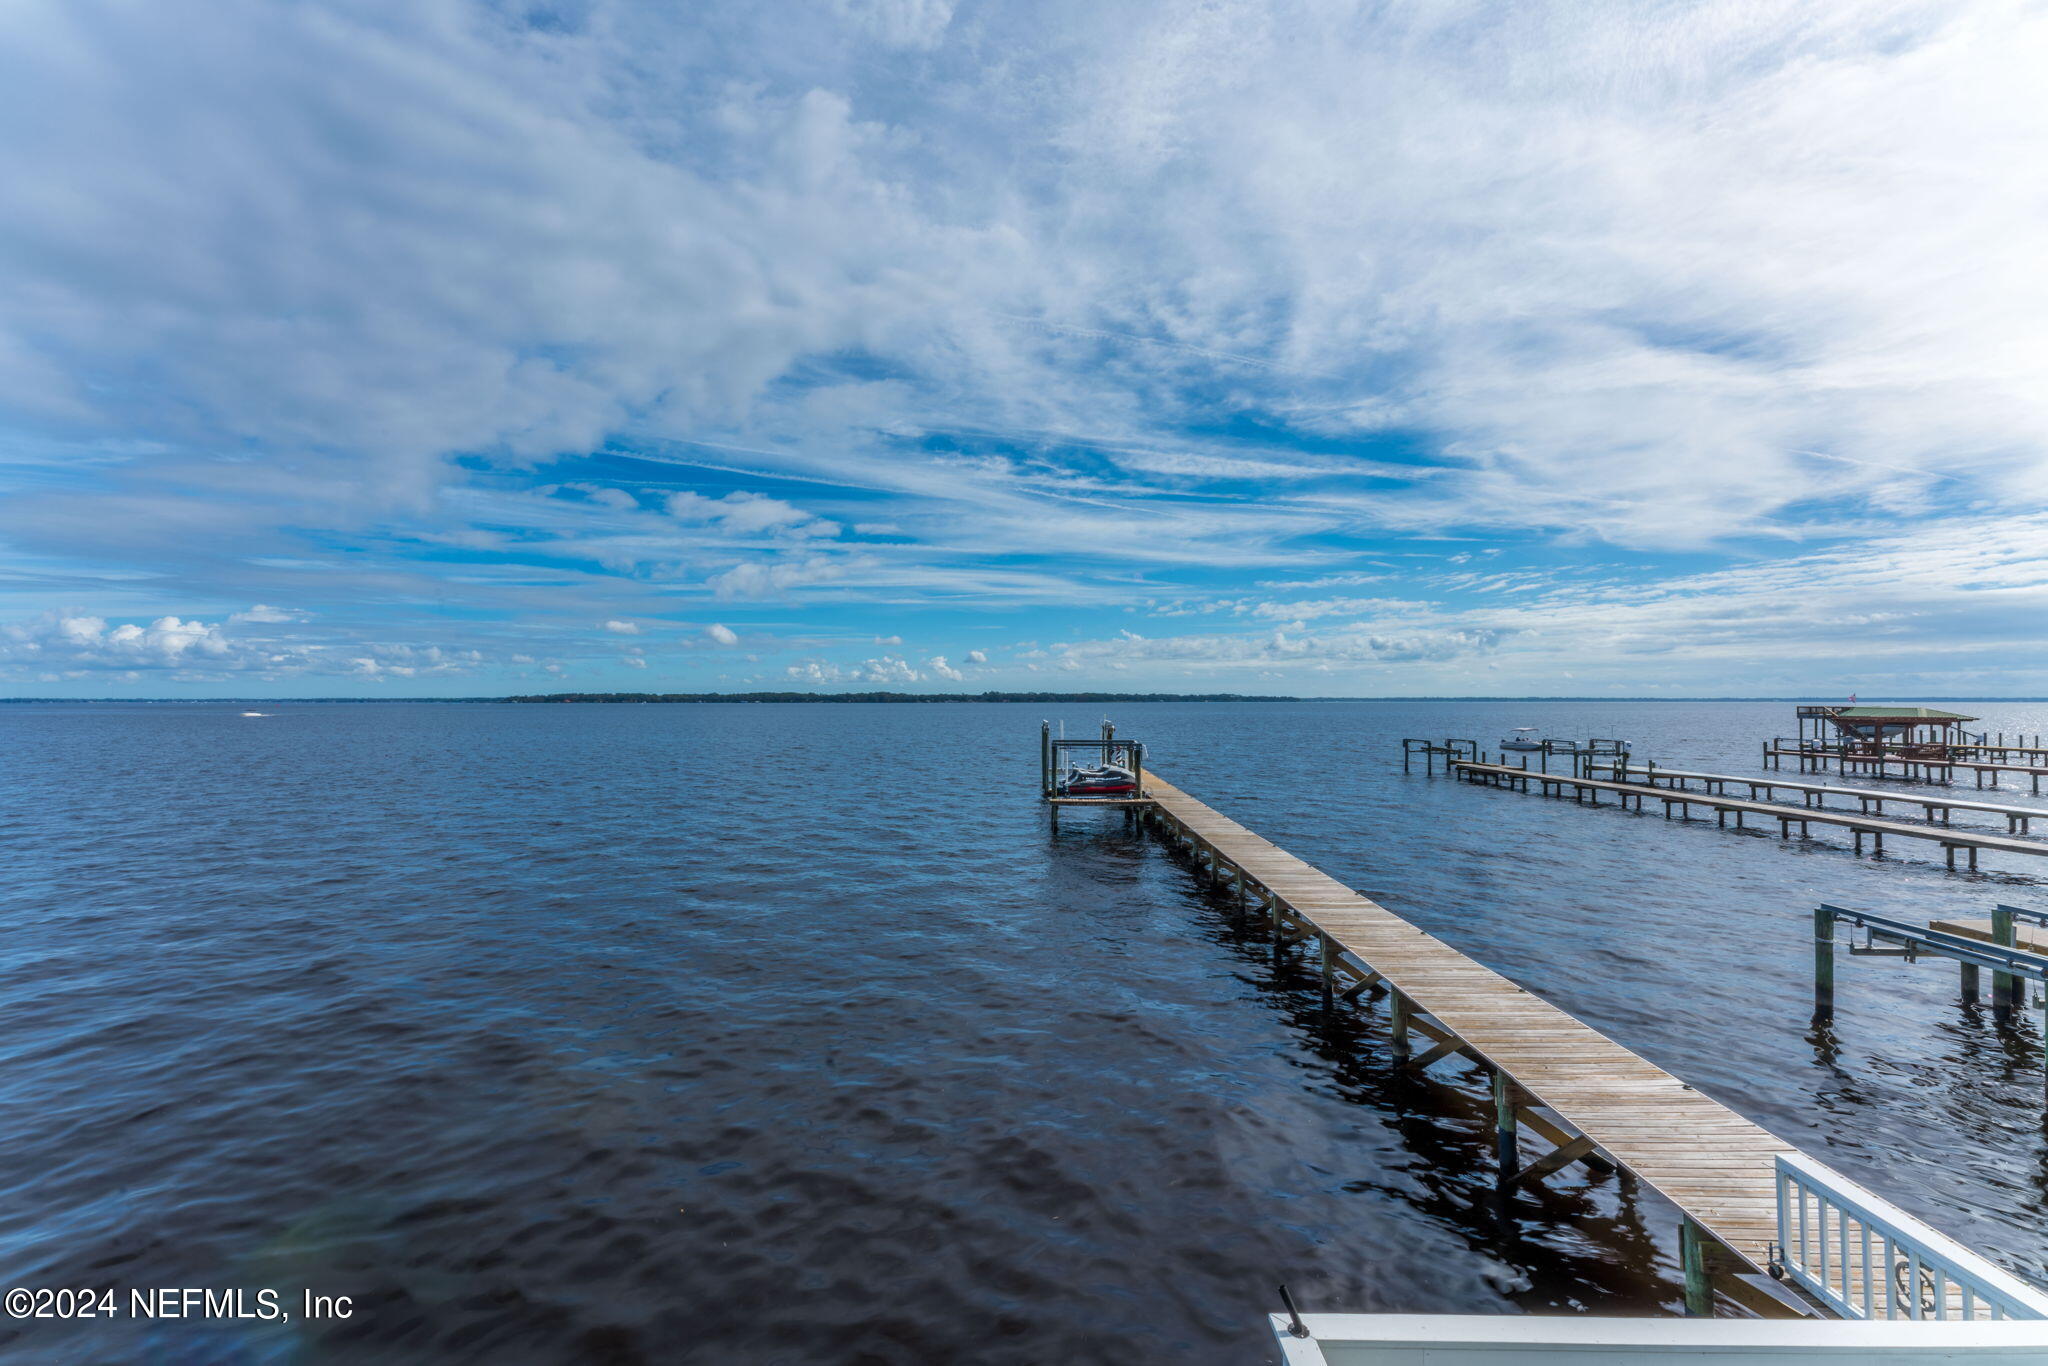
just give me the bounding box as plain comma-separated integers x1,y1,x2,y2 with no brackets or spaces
666,491,838,539
857,654,921,684
3,612,235,670
926,654,963,681
830,0,955,49
602,619,640,634
704,622,740,646
621,655,648,668
1236,596,1417,622
1029,513,2048,692
786,660,842,684
964,649,987,664
705,555,856,600
0,609,487,681
229,604,306,624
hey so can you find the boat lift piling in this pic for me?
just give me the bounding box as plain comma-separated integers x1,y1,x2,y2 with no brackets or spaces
1401,738,1478,775
1811,904,2048,1099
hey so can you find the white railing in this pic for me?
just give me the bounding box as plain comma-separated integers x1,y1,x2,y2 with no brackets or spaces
1775,1152,2048,1320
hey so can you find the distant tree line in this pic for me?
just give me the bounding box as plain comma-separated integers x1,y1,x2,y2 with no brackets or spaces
500,690,1301,704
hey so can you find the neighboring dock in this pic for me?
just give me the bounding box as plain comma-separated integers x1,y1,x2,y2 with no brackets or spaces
1453,760,2048,871
1765,746,2048,793
1590,762,2047,835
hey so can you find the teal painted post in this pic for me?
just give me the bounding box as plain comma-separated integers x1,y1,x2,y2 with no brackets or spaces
1492,1071,1517,1185
1681,1219,1712,1316
1993,907,2017,1016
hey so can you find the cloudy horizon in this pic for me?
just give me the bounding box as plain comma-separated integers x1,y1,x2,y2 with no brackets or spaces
4,0,2046,698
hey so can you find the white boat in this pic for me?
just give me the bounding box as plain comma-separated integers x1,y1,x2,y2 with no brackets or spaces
1499,728,1544,752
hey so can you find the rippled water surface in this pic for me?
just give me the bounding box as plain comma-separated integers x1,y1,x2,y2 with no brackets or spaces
4,700,2047,1363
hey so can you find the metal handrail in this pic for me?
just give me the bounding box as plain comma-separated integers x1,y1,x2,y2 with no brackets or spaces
1820,905,2048,980
1775,1153,2048,1320
1996,903,2048,930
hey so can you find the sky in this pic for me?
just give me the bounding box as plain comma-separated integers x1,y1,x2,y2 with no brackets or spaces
2,0,2046,698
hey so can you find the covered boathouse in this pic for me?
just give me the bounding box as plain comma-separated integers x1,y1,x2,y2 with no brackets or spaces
1795,703,1980,759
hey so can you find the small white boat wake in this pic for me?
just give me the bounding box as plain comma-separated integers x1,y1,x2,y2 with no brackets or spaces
240,711,267,717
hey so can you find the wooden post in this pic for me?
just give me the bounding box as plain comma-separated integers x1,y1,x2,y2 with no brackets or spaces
1319,936,1335,1003
1391,992,1411,1058
1492,1070,1517,1185
1813,906,1836,1021
1961,961,1980,1004
1680,1218,1713,1316
1041,720,1052,797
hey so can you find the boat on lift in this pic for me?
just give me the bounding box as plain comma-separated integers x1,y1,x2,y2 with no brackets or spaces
1499,728,1544,752
1060,763,1137,797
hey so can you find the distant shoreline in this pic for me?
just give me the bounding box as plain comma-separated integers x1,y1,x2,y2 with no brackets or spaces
7,693,2048,705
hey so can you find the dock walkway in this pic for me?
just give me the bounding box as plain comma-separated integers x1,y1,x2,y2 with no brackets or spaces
1453,761,2048,871
1139,772,1797,1313
1765,748,2048,794
1590,763,2046,835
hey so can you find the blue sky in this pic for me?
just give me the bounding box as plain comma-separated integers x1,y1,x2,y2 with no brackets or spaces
3,0,2046,697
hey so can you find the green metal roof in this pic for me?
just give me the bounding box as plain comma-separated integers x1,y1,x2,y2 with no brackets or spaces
1829,705,1977,721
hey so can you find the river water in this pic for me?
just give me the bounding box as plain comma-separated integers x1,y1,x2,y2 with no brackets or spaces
3,699,2044,1363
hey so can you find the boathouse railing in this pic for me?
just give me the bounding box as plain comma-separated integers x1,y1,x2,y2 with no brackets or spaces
1774,1152,2048,1320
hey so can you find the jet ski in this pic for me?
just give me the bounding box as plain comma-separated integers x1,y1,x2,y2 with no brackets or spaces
1061,763,1137,796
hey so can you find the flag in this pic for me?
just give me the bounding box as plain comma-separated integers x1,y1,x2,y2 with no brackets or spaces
1848,692,1857,704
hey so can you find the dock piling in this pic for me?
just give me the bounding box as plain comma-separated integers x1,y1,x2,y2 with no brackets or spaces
1814,906,1837,1021
1993,907,2018,1016
1681,1219,1714,1316
1492,1071,1518,1186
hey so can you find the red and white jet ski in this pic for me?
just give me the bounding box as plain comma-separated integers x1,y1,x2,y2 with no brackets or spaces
1060,763,1137,796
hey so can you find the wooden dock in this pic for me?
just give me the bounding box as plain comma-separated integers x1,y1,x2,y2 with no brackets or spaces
1135,771,1804,1316
1591,763,2047,835
1765,747,2048,794
1454,761,2048,871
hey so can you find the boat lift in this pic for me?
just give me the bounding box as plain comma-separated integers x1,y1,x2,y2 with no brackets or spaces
1040,719,1148,807
1813,903,2048,1096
